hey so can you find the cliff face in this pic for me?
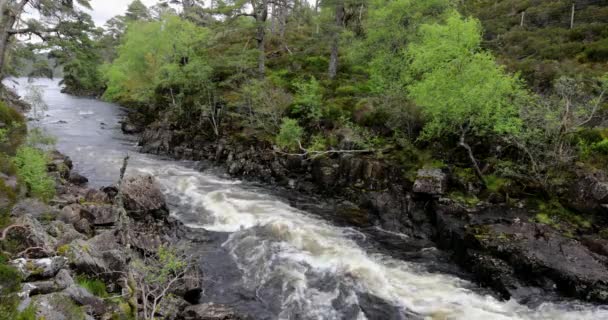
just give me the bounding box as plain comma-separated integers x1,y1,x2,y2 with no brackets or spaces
134,115,608,305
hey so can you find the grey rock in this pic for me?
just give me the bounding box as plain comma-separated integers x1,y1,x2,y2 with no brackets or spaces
64,285,107,316
413,169,447,195
11,198,59,221
178,303,243,320
31,292,87,320
66,239,108,274
58,204,84,224
68,172,88,186
73,218,93,236
120,174,169,220
85,204,118,226
12,215,57,251
10,256,67,280
46,220,86,246
84,188,110,203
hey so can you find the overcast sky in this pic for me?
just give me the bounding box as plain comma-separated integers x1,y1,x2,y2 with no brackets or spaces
86,0,158,26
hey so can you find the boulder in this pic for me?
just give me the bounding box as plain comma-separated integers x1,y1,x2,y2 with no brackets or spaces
10,256,67,280
121,120,143,134
46,221,86,246
311,158,339,190
30,292,88,320
73,218,93,236
178,303,243,320
58,204,84,224
12,215,57,251
468,222,608,303
85,188,110,203
85,204,118,226
120,174,168,220
68,172,88,186
66,233,127,276
20,269,74,296
413,169,447,196
567,168,608,214
64,285,107,316
66,240,108,275
11,198,59,221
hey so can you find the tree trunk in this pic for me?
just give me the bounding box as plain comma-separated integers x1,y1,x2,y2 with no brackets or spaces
459,130,486,186
328,0,344,80
255,0,268,77
0,0,29,78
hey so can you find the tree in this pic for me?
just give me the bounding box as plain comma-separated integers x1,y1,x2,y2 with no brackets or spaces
327,0,344,79
408,12,527,184
215,0,269,77
125,0,150,22
48,13,105,95
0,0,92,77
103,15,211,107
130,245,194,320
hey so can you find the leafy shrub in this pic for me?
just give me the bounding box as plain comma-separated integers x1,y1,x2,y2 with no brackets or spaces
12,146,55,202
292,77,323,125
276,118,303,152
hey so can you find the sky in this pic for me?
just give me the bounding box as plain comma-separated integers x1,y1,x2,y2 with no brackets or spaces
86,0,159,26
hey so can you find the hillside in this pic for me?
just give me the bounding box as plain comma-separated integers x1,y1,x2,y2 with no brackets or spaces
463,0,608,90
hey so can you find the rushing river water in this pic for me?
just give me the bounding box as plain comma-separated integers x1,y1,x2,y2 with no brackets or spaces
8,78,608,320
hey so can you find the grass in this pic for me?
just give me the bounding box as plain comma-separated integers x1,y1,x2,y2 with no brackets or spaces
76,275,109,298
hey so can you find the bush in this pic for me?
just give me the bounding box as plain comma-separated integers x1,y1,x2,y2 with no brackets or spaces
276,118,303,152
12,146,55,202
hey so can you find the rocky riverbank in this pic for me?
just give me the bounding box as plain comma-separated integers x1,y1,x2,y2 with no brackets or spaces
1,150,243,319
132,115,608,306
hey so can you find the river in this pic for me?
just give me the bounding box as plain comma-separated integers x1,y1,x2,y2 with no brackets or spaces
7,78,608,320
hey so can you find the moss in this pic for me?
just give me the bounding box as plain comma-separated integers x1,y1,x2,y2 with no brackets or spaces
534,198,593,232
535,213,553,225
47,294,86,320
449,191,481,207
56,244,70,256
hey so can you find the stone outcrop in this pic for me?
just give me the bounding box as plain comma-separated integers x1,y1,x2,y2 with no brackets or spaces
412,168,447,195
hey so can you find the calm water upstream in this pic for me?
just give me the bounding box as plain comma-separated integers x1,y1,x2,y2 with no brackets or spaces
8,78,608,320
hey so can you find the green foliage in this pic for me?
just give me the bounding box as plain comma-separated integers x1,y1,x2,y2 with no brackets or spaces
463,0,608,90
535,198,592,231
103,15,211,107
355,0,453,92
292,77,324,125
408,11,526,141
76,275,109,298
449,191,481,207
485,175,510,194
276,118,304,152
12,146,55,202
